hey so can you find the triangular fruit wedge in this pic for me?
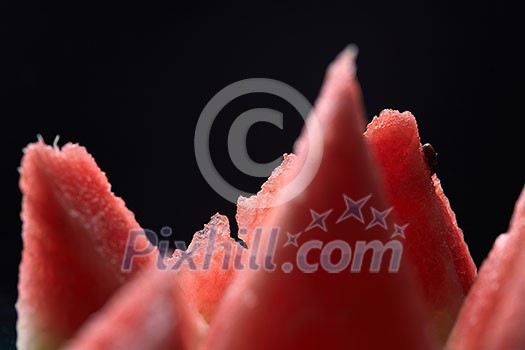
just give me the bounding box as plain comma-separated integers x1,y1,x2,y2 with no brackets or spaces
204,49,439,349
62,269,207,350
446,186,525,350
166,213,244,323
17,141,155,349
364,110,477,340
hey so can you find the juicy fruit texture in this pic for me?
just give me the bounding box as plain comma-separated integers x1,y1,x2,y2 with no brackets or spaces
167,214,242,322
205,49,439,349
17,49,491,350
63,270,206,350
446,186,525,350
17,141,154,349
236,153,296,247
364,110,476,341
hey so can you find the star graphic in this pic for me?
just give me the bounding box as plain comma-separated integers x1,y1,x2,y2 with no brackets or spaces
336,193,372,224
365,207,393,230
305,209,332,232
390,223,408,239
284,232,301,247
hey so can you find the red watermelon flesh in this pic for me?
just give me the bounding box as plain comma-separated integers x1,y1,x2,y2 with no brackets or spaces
167,155,299,323
204,48,439,349
62,269,207,350
166,213,243,323
236,153,296,247
17,141,155,349
364,110,476,340
169,157,298,323
446,186,525,350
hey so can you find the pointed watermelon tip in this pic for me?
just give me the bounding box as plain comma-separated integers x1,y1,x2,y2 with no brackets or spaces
344,43,359,56
343,44,359,75
328,45,359,80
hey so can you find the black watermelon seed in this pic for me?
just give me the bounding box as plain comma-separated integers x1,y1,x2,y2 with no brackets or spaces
422,143,438,175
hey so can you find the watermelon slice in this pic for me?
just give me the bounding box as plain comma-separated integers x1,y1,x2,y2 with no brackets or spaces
364,110,477,340
62,269,207,350
166,213,243,322
446,185,525,349
204,48,439,349
17,141,155,349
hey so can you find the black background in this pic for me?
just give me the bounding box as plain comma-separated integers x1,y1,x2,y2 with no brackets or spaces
1,1,522,347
